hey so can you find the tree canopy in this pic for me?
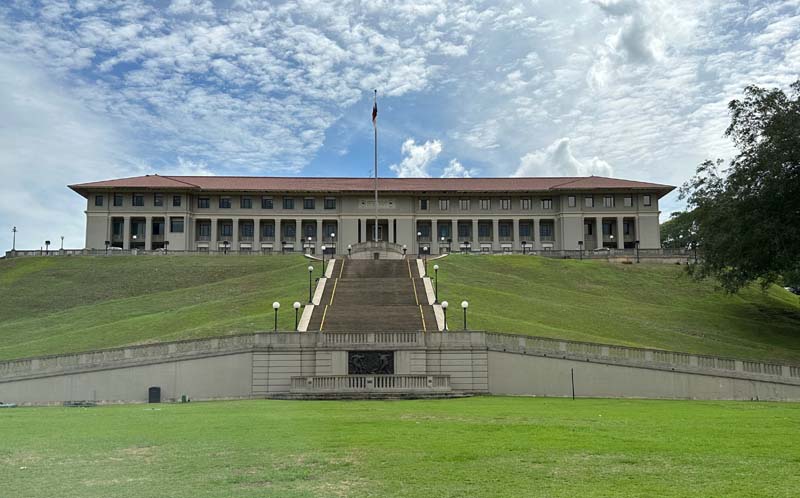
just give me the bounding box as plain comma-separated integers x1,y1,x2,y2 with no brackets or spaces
680,80,800,293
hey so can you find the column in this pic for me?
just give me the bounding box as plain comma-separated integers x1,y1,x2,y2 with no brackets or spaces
634,216,640,244
430,219,438,254
472,219,479,252
211,218,218,251
391,218,396,244
359,218,366,243
595,218,603,249
533,218,541,250
492,218,499,252
295,219,302,251
144,217,152,251
254,218,261,247
123,216,130,250
316,218,323,251
554,216,561,250
231,217,239,251
512,218,520,251
617,216,624,249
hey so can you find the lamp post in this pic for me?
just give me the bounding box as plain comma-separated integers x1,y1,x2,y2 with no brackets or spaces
635,240,640,263
441,301,448,331
164,240,170,254
347,244,352,257
11,226,16,251
609,234,614,252
60,236,64,251
461,300,469,330
44,240,50,255
272,302,280,331
293,301,301,330
417,231,422,254
307,236,312,254
307,265,314,303
578,240,583,260
222,240,229,255
433,264,439,304
321,245,327,276
104,240,110,255
330,232,336,254
522,240,527,255
440,236,445,254
423,246,428,276
402,244,407,257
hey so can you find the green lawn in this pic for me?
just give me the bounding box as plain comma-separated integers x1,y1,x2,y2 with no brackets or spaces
1,397,799,498
1,255,799,362
0,255,311,360
434,255,800,362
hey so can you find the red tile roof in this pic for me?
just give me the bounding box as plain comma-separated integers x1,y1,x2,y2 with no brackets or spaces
69,175,674,197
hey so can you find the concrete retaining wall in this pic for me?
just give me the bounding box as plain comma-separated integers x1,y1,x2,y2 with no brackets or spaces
1,331,799,404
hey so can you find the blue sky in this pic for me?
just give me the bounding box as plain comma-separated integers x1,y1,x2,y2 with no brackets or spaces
1,0,799,250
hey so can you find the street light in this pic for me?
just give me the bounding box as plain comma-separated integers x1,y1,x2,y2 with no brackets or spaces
461,300,469,330
307,265,314,303
440,236,445,254
164,240,170,254
578,240,583,260
307,236,312,254
321,245,327,276
44,240,50,255
635,240,640,263
272,301,280,331
104,240,110,255
11,226,17,251
441,301,448,331
293,301,301,330
347,244,352,257
330,232,336,253
423,246,429,275
402,244,407,257
60,235,64,251
433,264,440,304
222,240,230,255
522,240,527,255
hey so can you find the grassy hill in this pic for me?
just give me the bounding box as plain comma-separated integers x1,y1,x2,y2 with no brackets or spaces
0,254,799,362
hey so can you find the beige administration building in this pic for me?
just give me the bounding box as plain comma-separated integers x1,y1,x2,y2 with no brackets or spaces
69,175,674,254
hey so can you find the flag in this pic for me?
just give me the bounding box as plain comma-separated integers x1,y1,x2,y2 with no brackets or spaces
372,90,377,126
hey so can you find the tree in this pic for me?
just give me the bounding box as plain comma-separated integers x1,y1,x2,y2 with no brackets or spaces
660,211,696,249
680,80,800,293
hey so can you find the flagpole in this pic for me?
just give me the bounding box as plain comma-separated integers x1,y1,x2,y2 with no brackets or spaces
373,89,378,242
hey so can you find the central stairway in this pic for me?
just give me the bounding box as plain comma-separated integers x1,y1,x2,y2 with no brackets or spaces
306,259,437,331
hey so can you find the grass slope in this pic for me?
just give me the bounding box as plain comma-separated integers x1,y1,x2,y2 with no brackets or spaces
0,255,311,360
0,255,799,362
2,397,800,498
434,255,800,362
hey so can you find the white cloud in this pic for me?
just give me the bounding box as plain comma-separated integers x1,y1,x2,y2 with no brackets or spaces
389,138,442,178
440,159,477,178
514,138,614,178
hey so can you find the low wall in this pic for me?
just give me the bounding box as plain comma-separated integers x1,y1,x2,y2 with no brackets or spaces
1,331,798,404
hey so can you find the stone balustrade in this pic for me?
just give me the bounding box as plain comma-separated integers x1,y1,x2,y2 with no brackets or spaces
290,374,451,393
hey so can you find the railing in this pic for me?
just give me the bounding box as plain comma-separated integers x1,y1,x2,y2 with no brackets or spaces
290,375,451,392
349,241,405,254
322,332,420,345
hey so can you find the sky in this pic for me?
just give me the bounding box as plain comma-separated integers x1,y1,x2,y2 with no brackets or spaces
1,0,799,251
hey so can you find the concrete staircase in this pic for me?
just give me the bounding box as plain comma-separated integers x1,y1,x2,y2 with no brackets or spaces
306,259,437,332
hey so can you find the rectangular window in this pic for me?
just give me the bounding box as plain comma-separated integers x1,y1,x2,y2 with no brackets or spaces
221,224,233,237
542,198,552,210
170,217,184,233
198,198,210,209
132,194,144,207
303,198,315,209
521,198,531,210
324,197,336,209
586,223,593,236
94,195,104,207
262,197,273,209
262,224,275,238
152,221,164,236
480,199,490,210
283,223,295,238
459,199,470,210
624,196,632,207
499,223,511,237
439,198,449,210
419,198,428,210
540,224,552,237
478,224,491,237
520,223,531,237
304,224,315,238
623,222,631,235
219,197,231,209
283,198,295,210
112,220,123,236
501,199,510,210
643,195,652,206
154,194,163,207
604,195,614,208
173,195,182,207
241,223,254,237
198,223,211,238
603,222,613,236
241,197,252,209
585,196,594,208
419,224,431,238
458,224,470,237
113,194,123,207
438,224,451,239
568,196,576,208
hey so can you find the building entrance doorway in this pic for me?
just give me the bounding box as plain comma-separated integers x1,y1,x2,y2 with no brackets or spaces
366,220,390,242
